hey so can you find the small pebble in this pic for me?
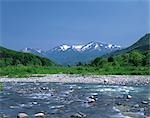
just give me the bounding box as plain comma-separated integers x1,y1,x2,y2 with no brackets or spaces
134,104,139,108
127,95,132,99
34,112,45,118
70,112,86,118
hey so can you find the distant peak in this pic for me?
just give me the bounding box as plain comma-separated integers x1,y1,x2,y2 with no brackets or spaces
50,41,121,52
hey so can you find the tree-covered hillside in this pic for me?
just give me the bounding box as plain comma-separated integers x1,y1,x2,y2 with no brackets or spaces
89,33,150,75
0,46,54,67
90,50,149,68
107,33,150,56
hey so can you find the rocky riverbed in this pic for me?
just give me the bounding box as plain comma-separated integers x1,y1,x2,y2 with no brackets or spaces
0,81,150,118
0,74,150,85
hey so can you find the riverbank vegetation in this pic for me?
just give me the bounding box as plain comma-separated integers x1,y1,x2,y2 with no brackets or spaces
0,50,149,77
0,65,149,77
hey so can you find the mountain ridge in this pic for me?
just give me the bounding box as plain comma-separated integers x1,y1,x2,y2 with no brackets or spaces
48,41,121,52
22,41,121,65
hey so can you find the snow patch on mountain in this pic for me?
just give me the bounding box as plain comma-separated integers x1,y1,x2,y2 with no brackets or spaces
72,45,84,51
59,45,71,51
81,42,94,51
108,44,113,48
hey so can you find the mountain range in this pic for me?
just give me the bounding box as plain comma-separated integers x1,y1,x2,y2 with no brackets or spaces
1,33,149,67
22,42,121,65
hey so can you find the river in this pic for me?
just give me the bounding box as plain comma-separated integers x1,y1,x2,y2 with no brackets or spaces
0,82,149,118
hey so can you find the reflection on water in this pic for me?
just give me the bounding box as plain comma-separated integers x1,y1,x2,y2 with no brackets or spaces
0,82,149,118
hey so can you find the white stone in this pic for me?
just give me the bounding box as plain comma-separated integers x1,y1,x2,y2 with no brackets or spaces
17,113,28,118
127,95,132,99
34,112,45,117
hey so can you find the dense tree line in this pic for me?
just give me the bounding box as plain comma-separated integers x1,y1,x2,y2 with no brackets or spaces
0,46,54,67
90,50,150,68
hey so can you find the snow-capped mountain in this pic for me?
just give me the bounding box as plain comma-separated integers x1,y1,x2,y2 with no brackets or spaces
22,42,121,65
50,42,121,52
51,44,84,52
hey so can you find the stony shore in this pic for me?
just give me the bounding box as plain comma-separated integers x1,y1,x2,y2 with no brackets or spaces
1,75,150,118
0,74,150,85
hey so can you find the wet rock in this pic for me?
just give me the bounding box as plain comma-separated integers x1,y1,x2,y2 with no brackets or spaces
141,101,148,104
104,79,108,83
70,112,86,118
87,95,97,103
88,98,96,103
134,104,139,108
89,95,96,99
126,95,132,99
34,112,45,118
17,113,28,118
32,101,38,105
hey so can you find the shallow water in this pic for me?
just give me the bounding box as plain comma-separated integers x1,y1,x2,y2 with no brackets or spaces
0,82,150,118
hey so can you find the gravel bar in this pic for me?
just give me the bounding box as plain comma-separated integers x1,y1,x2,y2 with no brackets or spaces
0,74,150,85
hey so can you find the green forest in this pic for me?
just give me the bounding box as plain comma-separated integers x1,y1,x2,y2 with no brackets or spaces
0,46,54,67
0,49,149,77
90,50,149,68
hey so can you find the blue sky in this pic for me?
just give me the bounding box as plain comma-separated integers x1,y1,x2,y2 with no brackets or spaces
1,0,149,50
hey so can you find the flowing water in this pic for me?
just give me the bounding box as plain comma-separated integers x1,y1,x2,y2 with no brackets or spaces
0,82,150,118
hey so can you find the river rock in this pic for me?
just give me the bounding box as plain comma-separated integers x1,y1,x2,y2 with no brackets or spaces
134,104,139,108
141,101,148,104
70,112,86,118
127,95,132,99
17,113,28,118
32,101,38,105
87,95,97,103
34,112,45,117
104,79,108,83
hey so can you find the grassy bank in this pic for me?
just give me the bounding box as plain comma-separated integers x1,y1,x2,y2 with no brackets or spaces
0,65,149,77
